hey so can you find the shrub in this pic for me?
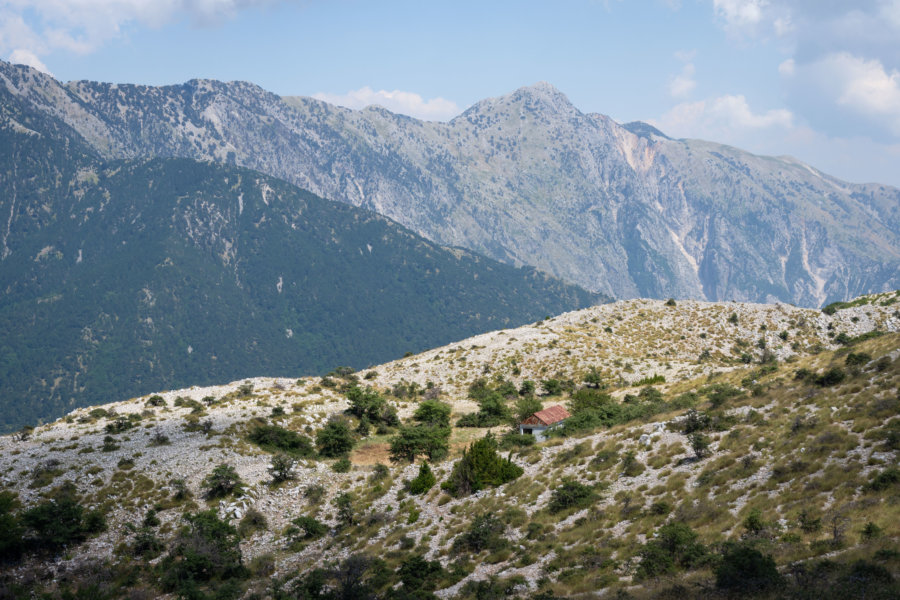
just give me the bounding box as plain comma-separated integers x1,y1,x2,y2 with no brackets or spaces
146,395,165,407
514,395,543,423
345,386,387,422
845,352,872,367
441,434,523,497
268,453,295,483
621,451,646,477
568,387,614,415
548,480,595,513
389,423,449,463
815,367,846,387
688,432,712,459
682,409,711,434
452,514,507,554
0,492,23,560
20,492,99,552
202,464,243,500
397,554,444,591
715,543,781,594
636,522,707,579
158,510,245,597
702,383,743,407
665,298,677,306
247,424,315,457
334,492,355,527
331,457,352,473
286,515,327,545
316,419,355,458
867,467,899,491
370,463,390,481
238,509,267,538
148,430,170,446
407,462,436,495
413,400,452,428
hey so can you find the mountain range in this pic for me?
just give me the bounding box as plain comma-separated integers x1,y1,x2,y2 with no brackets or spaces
2,61,899,306
0,73,600,431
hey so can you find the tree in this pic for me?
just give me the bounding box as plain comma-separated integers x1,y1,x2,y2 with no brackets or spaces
268,453,295,484
688,432,711,459
548,479,595,513
335,492,356,527
636,522,707,579
413,400,451,428
514,395,543,424
715,543,781,594
286,515,327,544
442,433,523,496
202,464,243,499
0,491,23,560
389,424,449,463
583,366,605,388
408,462,436,495
159,510,245,597
316,418,355,458
568,387,613,415
345,386,386,422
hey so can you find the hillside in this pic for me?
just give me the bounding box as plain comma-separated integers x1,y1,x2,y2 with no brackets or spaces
0,96,602,432
2,61,899,305
1,293,897,598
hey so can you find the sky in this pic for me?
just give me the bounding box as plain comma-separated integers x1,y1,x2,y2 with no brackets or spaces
2,0,899,186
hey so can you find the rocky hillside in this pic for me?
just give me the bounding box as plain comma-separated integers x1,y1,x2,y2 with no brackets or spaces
0,90,602,432
1,292,897,598
2,61,899,305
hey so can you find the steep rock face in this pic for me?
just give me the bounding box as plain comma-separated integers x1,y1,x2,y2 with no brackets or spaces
2,61,899,305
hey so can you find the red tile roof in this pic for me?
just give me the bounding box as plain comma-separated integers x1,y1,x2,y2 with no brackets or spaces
521,404,571,426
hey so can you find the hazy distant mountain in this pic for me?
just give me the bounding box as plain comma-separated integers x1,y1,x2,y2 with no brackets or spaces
3,62,898,306
0,87,601,431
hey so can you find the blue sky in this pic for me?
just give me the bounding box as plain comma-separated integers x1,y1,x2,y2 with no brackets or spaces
2,0,899,186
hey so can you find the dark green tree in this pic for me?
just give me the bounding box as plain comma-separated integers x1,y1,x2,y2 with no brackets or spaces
202,464,243,499
316,419,355,458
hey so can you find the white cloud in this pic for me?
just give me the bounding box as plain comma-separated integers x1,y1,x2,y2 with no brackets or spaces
713,0,769,32
778,58,795,76
8,48,51,74
795,52,900,137
668,62,696,98
0,1,295,60
653,94,793,140
313,87,461,122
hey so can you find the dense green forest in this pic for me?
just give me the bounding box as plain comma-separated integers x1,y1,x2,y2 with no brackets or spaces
0,94,604,432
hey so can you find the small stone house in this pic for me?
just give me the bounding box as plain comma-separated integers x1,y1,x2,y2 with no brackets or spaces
518,405,571,441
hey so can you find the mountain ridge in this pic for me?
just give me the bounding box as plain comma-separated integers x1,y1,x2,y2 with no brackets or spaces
0,89,604,431
4,60,898,306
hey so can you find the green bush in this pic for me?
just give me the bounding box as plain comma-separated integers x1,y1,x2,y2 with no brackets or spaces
316,419,355,458
331,457,352,473
441,434,523,497
452,514,507,554
247,424,314,457
636,522,707,579
815,368,847,387
202,464,243,500
715,543,781,594
19,487,105,553
867,467,899,491
158,510,246,598
286,515,327,545
407,462,436,495
845,352,872,367
548,480,595,513
389,423,450,463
